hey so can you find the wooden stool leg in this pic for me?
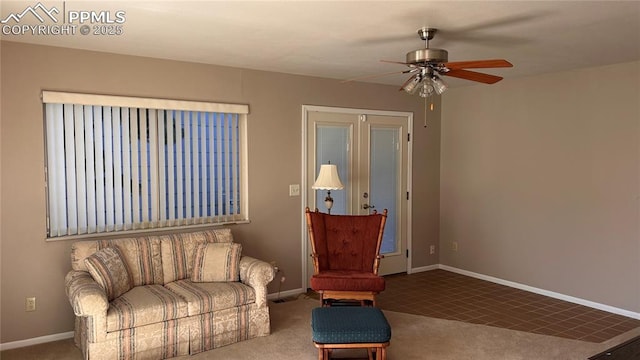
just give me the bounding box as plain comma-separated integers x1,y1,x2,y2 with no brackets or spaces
367,348,373,360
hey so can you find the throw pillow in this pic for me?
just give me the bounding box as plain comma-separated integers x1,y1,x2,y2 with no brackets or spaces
84,247,133,301
191,243,242,282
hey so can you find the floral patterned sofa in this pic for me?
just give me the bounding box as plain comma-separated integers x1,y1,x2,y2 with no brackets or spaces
65,228,275,359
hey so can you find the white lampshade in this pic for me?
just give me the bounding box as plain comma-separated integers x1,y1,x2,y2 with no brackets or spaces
312,164,344,190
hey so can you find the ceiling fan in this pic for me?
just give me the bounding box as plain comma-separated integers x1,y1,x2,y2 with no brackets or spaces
347,28,513,98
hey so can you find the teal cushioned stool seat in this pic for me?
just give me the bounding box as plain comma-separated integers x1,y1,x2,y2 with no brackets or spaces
311,307,391,360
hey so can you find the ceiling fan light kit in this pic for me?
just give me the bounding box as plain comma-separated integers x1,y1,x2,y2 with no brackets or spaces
401,71,448,98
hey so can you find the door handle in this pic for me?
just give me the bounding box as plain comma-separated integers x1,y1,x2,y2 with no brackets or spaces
362,192,375,210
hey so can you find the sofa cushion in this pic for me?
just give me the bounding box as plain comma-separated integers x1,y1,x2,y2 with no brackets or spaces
107,285,189,332
161,229,234,285
72,236,164,286
165,280,255,316
85,247,133,301
191,243,242,283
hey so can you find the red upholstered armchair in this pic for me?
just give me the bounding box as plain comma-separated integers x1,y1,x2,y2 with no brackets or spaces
305,207,388,306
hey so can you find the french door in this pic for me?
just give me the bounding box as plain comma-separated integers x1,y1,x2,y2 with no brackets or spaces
303,106,412,279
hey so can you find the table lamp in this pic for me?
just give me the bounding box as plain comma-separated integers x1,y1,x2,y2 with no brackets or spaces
312,163,344,214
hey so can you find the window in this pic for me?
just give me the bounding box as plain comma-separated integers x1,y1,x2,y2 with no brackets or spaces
43,91,249,239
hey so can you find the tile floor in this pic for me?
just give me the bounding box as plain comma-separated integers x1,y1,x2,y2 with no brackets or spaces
375,270,640,343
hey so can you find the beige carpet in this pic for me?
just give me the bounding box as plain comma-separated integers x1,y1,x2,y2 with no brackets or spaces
2,296,639,360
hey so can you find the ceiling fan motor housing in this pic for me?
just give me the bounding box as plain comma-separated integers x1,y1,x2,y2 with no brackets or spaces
406,48,448,65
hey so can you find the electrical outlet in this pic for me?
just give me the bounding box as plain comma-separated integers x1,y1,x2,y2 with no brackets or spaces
429,245,435,255
25,297,36,312
452,242,459,252
280,276,286,283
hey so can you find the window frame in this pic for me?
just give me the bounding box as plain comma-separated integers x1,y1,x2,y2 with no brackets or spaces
42,91,250,241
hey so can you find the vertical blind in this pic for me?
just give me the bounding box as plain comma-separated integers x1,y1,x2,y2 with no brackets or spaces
43,91,249,238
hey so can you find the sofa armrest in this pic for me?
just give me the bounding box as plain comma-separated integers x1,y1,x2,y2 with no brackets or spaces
65,270,109,316
65,270,110,343
239,256,275,307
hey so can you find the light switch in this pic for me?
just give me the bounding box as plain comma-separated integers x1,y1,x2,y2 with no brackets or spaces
289,184,300,197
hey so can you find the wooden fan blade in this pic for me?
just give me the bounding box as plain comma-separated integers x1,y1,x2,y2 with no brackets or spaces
341,69,412,83
443,69,504,84
445,59,513,70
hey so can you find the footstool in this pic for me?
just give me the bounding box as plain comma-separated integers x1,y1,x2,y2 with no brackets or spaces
311,306,391,360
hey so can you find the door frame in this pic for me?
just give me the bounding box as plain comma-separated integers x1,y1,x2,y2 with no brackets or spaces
300,105,414,290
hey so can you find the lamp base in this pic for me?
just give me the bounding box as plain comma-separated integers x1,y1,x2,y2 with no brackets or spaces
324,191,333,214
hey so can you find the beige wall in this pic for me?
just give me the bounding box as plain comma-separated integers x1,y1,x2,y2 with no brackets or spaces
440,61,640,313
2,39,637,344
0,41,440,343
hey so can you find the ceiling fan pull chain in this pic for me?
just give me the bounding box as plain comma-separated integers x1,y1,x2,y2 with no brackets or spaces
424,96,428,128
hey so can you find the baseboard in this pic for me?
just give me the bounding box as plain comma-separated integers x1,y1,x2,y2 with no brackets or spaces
267,287,306,301
439,264,640,320
409,264,439,274
0,331,74,351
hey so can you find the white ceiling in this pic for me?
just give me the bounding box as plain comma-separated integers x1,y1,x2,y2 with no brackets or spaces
2,1,639,87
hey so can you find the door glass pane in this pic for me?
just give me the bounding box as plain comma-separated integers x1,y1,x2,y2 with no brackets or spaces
370,127,398,254
315,125,349,214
